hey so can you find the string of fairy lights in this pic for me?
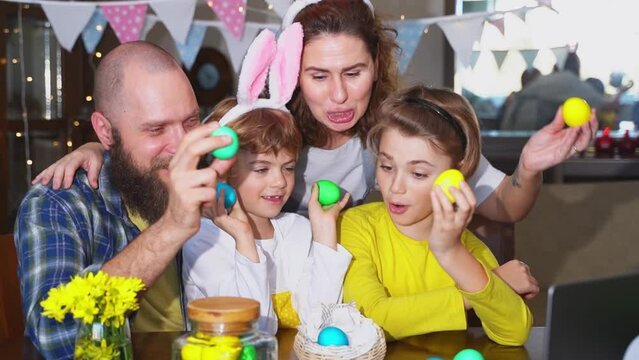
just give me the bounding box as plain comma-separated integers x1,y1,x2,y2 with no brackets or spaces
3,0,285,188
3,0,543,188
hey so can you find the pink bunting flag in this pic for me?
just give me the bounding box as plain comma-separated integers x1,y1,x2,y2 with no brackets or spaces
100,4,148,44
207,0,246,40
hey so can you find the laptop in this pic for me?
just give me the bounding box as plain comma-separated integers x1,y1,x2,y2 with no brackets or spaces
545,271,639,360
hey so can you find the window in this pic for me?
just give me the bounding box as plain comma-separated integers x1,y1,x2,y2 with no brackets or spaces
456,0,638,128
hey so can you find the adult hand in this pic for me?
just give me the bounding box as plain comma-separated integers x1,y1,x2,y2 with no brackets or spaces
162,122,235,239
429,181,476,256
493,259,540,299
32,142,104,189
308,183,351,250
519,107,598,174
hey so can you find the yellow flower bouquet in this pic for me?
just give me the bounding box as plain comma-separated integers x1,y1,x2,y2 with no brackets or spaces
40,271,145,360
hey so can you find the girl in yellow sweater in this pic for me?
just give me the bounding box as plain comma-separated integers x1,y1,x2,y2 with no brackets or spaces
339,85,533,346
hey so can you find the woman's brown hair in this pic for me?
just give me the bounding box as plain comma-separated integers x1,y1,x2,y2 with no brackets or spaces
287,0,398,148
368,86,481,178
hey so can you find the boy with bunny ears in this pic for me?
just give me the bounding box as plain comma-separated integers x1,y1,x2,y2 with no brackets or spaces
181,23,353,335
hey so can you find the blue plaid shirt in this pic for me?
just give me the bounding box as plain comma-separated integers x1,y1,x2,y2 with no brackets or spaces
14,153,141,360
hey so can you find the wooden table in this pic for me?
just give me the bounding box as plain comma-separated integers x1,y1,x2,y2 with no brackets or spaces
0,327,545,359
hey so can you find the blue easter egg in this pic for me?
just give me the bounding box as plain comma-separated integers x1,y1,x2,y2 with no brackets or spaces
216,182,237,209
453,348,484,360
317,326,349,346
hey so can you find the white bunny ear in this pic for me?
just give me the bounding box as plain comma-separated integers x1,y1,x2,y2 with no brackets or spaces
268,22,304,108
236,29,277,105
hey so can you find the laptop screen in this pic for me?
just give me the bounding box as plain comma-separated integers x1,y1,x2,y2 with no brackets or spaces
545,272,639,360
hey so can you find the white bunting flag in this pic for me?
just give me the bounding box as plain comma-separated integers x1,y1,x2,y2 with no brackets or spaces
42,2,96,51
150,0,196,44
392,19,428,74
438,17,486,68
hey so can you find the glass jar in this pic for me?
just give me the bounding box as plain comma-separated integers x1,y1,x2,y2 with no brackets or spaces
75,319,133,360
172,296,277,360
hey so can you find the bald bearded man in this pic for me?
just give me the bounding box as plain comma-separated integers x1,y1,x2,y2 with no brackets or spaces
14,42,234,360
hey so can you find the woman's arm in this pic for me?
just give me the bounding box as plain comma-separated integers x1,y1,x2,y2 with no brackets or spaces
32,142,105,189
462,235,533,346
477,108,598,222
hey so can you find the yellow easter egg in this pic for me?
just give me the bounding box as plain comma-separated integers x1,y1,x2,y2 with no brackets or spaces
562,97,591,127
181,343,203,360
200,344,242,360
433,169,465,203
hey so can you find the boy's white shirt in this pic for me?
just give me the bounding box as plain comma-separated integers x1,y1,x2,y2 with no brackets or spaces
182,212,352,335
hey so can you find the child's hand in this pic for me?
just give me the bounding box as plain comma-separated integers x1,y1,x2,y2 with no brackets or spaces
493,259,540,299
429,181,476,257
205,190,258,262
308,183,351,250
32,142,104,189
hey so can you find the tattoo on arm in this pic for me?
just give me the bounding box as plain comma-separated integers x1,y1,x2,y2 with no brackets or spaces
511,168,522,188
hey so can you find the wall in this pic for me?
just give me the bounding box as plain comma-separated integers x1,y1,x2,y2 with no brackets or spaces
516,180,639,287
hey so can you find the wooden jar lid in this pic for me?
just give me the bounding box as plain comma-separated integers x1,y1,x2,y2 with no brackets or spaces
187,297,260,325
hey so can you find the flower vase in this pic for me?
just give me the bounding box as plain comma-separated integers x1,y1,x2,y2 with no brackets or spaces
75,320,133,360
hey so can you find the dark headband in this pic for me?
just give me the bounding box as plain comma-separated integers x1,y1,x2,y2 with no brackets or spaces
403,96,467,152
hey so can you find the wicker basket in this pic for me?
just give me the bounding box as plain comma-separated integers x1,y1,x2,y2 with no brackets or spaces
293,323,386,360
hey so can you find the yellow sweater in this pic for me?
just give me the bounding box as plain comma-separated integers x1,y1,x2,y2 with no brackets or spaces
339,203,532,346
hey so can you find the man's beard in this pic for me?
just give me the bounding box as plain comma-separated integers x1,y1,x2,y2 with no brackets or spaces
109,130,170,224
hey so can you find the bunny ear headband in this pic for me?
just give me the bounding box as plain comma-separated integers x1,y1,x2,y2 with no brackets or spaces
281,0,374,28
216,22,304,126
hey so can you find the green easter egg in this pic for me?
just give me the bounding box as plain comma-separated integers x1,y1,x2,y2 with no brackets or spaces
453,348,484,360
211,126,240,160
239,345,257,360
317,180,341,206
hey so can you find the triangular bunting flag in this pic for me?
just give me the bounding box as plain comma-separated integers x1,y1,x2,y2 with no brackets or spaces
487,16,505,35
470,50,481,69
207,0,247,40
41,2,96,51
264,0,293,18
492,50,508,69
140,16,158,40
82,9,108,53
538,0,552,7
519,49,539,68
510,7,528,22
392,19,428,74
150,0,196,44
101,4,148,44
220,25,261,72
177,24,207,71
438,17,486,68
551,46,569,69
